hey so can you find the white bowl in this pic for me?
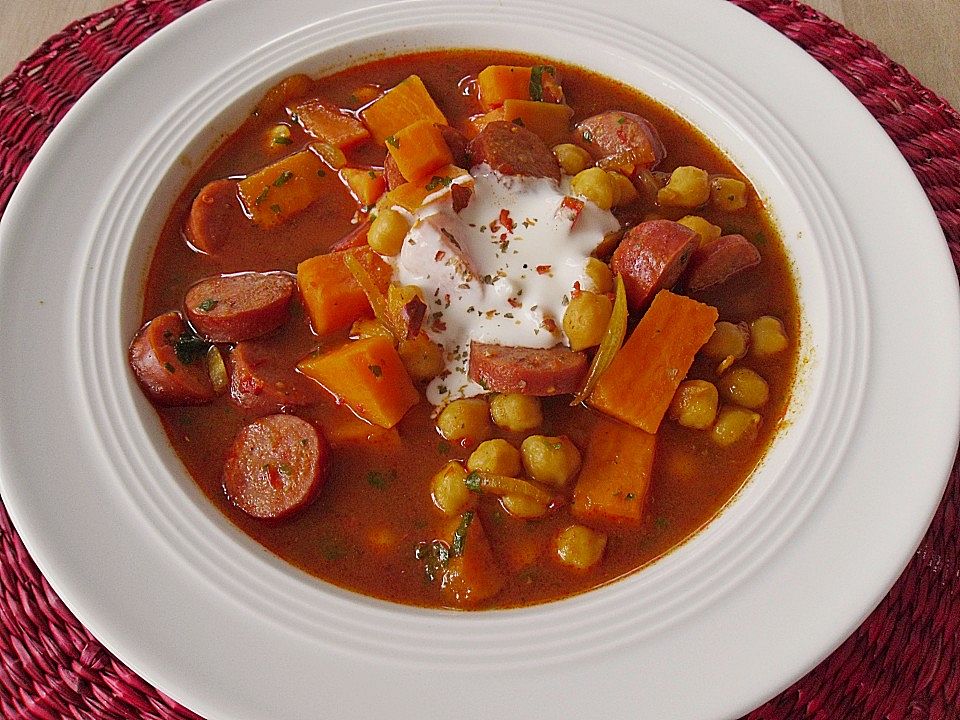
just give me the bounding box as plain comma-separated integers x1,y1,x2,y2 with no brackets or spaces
1,1,957,718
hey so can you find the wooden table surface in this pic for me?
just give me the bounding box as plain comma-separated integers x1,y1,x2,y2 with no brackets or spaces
1,0,958,111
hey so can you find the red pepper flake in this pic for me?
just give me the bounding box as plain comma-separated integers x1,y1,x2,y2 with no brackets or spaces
498,208,516,233
542,317,558,333
507,297,522,308
571,281,583,299
434,250,446,262
431,317,447,333
536,264,552,275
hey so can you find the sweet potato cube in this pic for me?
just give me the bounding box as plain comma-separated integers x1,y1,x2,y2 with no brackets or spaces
341,167,386,206
361,75,448,144
501,99,573,147
297,336,418,429
322,402,401,449
386,120,454,182
293,98,370,148
477,65,532,110
237,150,330,229
572,415,656,523
441,512,504,607
297,247,391,336
589,290,718,433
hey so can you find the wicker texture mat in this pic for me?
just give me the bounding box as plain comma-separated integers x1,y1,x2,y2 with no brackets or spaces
0,1,958,718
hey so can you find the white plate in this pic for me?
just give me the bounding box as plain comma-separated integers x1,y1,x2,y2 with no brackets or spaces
1,1,957,718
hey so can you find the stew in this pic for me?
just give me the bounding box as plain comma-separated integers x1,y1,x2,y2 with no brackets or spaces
131,50,799,609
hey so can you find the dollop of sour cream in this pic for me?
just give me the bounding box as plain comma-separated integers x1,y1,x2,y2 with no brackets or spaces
391,165,620,406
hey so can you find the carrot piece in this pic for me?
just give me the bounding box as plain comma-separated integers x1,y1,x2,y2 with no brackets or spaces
293,98,370,148
386,120,455,182
237,150,331,229
257,73,313,116
296,247,391,336
360,75,448,144
297,336,418,429
341,168,385,206
501,99,573,147
572,415,656,523
376,164,471,212
441,512,504,607
466,107,506,138
589,290,719,432
477,65,532,110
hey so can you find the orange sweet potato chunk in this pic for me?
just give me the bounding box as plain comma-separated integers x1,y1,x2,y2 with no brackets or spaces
477,65,532,110
293,98,370,149
360,75,448,145
237,149,330,229
297,336,418,429
386,120,454,182
589,290,718,433
297,247,391,336
572,414,656,523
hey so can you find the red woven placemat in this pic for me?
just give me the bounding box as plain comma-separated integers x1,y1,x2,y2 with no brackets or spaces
1,1,958,718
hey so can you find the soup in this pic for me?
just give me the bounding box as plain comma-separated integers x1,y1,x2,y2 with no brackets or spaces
129,50,799,609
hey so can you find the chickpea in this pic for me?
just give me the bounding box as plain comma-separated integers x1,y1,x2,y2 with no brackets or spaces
606,170,638,207
571,167,616,211
712,406,762,447
751,316,790,357
367,207,410,255
500,494,549,519
677,215,722,246
555,524,607,570
668,379,719,430
563,291,613,351
467,439,522,477
719,367,769,410
657,166,710,208
489,393,543,432
711,175,748,211
430,461,476,515
584,257,614,294
351,318,394,341
398,334,444,381
702,321,749,360
552,143,593,175
436,398,492,445
521,435,581,487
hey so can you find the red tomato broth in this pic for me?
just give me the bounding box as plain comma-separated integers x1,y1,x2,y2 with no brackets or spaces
140,50,799,609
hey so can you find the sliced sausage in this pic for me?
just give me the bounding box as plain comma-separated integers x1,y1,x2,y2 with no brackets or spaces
469,342,588,396
129,311,215,406
329,219,372,252
223,414,329,519
184,178,242,253
684,234,761,291
576,111,666,172
437,124,470,168
467,121,561,182
611,219,699,312
185,272,295,342
383,153,406,190
229,339,322,413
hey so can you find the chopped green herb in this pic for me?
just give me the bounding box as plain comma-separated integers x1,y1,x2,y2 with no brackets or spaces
550,442,563,451
582,128,594,144
368,170,378,178
173,332,209,365
464,471,482,493
528,64,555,102
754,232,767,246
625,492,635,501
196,298,218,312
278,463,293,478
368,364,383,378
254,187,270,205
616,115,626,125
437,439,452,456
654,517,669,530
272,136,293,146
424,175,453,192
273,170,294,187
415,540,450,583
385,135,400,148
164,362,176,373
511,117,525,127
317,169,327,177
270,203,282,214
366,470,388,489
450,511,474,556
